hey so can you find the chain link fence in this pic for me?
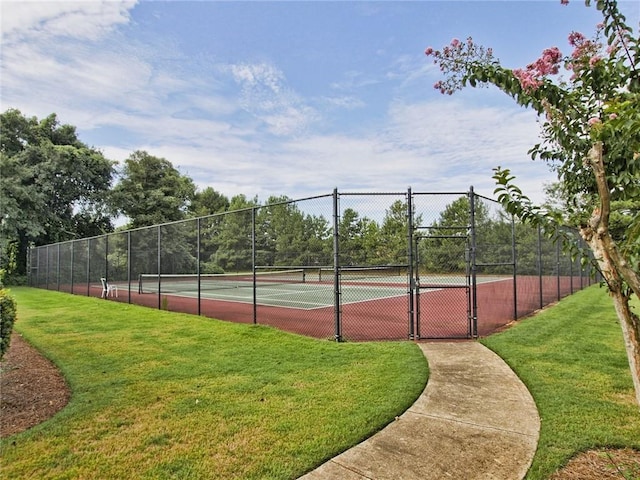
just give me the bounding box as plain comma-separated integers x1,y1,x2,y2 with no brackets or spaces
28,188,596,340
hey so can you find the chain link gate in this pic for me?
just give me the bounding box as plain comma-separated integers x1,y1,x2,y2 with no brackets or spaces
412,229,473,339
409,190,476,339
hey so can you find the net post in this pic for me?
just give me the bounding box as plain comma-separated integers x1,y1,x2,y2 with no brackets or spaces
333,188,342,342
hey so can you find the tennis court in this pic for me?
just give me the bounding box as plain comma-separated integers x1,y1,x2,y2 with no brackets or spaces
137,268,413,310
29,188,597,341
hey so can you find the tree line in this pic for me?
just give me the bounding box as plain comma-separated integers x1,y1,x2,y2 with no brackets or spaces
2,109,568,282
0,109,422,280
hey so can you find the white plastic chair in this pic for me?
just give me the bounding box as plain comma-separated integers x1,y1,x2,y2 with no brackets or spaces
100,278,118,298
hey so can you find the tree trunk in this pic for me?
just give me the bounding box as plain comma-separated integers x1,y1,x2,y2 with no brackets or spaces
581,142,640,408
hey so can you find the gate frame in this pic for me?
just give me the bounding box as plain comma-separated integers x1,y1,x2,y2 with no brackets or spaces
412,229,474,339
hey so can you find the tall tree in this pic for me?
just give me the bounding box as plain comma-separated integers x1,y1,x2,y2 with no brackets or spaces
339,208,380,265
188,187,229,217
425,0,640,405
0,109,115,279
379,200,422,265
206,194,257,272
421,196,492,273
111,151,196,229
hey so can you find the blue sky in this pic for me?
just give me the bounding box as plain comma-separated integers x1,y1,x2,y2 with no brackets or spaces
2,1,638,205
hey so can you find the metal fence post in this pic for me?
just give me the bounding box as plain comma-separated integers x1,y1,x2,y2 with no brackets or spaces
127,231,131,304
44,245,49,290
537,225,543,309
252,207,257,325
105,234,109,286
511,215,518,321
56,243,61,291
556,237,561,301
70,240,75,293
407,187,415,340
86,241,90,296
157,226,161,310
197,217,202,316
469,187,478,338
333,188,342,342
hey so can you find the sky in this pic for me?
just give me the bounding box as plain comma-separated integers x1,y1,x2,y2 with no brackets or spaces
2,0,639,207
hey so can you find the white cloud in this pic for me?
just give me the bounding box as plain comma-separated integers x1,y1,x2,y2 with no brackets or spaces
0,1,558,210
1,0,137,43
95,95,556,207
226,62,319,136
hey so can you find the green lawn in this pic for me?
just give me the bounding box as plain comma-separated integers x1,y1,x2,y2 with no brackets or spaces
3,285,639,479
0,287,428,480
482,286,640,480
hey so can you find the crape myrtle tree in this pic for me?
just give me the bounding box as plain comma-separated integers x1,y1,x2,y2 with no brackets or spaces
0,109,115,280
425,0,640,405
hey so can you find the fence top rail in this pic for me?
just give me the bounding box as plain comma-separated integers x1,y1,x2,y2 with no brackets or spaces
413,191,469,196
339,191,408,196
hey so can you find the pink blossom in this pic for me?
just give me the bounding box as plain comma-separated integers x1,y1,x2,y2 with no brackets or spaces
588,117,601,126
568,31,586,47
513,68,543,92
451,38,460,47
609,113,618,120
560,0,569,5
589,55,602,67
425,47,434,56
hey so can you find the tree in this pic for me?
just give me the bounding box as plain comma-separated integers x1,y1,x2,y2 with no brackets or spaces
425,0,640,405
205,194,257,272
339,208,381,265
421,196,493,273
379,200,422,265
0,109,115,279
188,187,229,217
111,151,196,229
255,196,305,266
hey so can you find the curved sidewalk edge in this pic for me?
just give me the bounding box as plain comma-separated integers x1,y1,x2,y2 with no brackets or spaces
299,341,540,480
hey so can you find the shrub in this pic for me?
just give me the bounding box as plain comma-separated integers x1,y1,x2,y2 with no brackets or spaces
0,289,17,360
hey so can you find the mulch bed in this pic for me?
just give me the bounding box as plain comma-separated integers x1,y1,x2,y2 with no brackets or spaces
0,332,70,438
549,448,640,480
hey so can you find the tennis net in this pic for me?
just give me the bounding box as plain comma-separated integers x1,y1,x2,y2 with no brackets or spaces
318,265,407,282
138,269,306,294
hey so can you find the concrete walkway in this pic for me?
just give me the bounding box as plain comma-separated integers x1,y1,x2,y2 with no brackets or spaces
299,341,540,480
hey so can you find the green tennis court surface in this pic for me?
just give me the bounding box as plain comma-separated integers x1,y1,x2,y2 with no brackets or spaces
135,273,509,310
